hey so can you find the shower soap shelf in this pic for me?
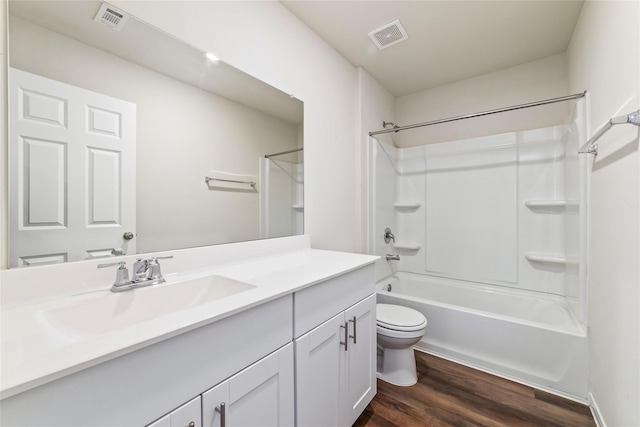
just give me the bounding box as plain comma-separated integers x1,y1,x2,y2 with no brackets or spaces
393,243,421,252
524,200,578,210
394,202,421,211
524,252,578,266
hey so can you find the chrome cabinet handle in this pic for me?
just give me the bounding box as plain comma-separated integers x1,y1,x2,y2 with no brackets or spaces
215,402,226,427
340,322,348,351
349,315,357,344
187,422,195,427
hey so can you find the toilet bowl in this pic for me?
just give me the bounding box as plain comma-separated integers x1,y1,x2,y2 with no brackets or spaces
376,303,427,386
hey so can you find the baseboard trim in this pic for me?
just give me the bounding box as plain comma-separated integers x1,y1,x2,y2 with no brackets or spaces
589,392,606,427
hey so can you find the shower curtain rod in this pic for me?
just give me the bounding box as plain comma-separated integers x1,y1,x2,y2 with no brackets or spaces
578,109,640,155
369,91,587,136
265,147,303,159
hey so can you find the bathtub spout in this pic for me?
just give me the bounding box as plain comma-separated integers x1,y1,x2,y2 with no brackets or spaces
386,254,400,261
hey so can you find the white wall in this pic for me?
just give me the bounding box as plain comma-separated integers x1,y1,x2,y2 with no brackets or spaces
110,0,361,254
395,54,570,147
9,16,299,254
567,1,640,425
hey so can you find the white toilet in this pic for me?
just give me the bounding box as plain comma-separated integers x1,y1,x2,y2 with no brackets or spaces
376,303,428,386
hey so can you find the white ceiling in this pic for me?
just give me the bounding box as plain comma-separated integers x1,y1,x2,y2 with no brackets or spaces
281,0,584,97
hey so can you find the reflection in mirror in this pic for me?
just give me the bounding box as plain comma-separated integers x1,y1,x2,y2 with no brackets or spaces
7,1,303,268
261,148,304,239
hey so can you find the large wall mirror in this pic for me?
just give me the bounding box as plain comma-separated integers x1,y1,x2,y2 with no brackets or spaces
6,1,304,268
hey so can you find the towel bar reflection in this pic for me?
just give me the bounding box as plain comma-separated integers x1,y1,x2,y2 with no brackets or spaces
205,177,256,187
579,109,640,155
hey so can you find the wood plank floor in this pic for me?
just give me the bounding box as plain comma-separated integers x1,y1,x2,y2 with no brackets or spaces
353,351,596,427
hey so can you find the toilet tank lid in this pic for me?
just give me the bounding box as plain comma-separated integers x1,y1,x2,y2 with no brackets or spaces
377,303,427,328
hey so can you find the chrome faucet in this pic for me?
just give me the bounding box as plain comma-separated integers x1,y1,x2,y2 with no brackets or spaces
384,227,395,244
132,258,151,282
383,228,399,261
99,255,173,292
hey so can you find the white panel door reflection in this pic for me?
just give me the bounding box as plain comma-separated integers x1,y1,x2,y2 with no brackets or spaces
9,68,136,267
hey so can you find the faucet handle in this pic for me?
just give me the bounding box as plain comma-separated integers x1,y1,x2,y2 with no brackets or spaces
147,255,173,281
384,227,396,244
98,261,127,269
97,261,131,286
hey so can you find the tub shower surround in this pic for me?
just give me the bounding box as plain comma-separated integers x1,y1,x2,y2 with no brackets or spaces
370,100,588,400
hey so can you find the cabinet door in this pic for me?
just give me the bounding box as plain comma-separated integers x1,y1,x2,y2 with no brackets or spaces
343,294,377,426
202,381,229,427
170,396,202,427
203,344,294,427
148,396,201,427
295,312,346,427
147,414,170,427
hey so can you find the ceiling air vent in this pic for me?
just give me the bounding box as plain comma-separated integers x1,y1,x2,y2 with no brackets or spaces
368,20,409,50
94,3,129,31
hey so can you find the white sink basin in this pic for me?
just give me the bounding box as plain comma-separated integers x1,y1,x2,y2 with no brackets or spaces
40,275,256,337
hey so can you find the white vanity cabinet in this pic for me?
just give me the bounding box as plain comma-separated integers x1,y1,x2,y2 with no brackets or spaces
148,396,202,427
202,344,294,427
0,250,378,427
294,266,376,427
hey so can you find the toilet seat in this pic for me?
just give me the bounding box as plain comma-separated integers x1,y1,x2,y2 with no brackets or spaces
376,304,427,332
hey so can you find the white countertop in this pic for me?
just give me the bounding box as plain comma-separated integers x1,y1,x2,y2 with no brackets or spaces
1,247,377,399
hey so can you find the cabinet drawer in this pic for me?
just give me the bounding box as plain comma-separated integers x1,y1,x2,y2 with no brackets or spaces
294,264,374,338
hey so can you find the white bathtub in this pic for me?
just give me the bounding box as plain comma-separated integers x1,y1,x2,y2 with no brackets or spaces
376,272,588,401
